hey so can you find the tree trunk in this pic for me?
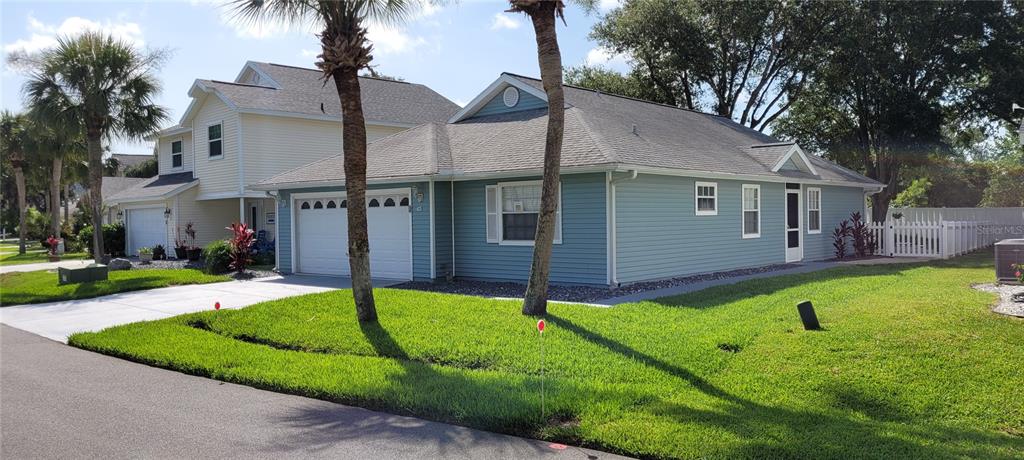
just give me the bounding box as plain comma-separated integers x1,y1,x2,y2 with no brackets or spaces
50,156,63,238
15,167,27,255
522,3,565,316
86,132,106,260
64,182,70,223
333,67,376,322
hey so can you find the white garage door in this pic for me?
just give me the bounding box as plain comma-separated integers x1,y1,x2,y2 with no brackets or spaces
127,207,166,256
295,192,412,280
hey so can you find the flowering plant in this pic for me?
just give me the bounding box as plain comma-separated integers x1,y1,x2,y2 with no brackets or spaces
1012,263,1023,283
46,235,60,256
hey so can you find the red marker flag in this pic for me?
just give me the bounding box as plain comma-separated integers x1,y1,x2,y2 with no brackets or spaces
215,301,221,310
537,319,545,333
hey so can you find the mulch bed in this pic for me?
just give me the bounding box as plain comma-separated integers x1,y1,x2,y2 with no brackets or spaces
125,257,277,280
393,263,800,303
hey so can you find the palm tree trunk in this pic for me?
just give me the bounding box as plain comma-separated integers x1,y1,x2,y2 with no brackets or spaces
15,167,27,255
64,182,70,223
522,3,565,316
86,132,106,260
333,67,376,322
50,156,63,238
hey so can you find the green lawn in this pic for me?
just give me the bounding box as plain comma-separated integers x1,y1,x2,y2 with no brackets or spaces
0,269,231,306
0,241,90,266
69,252,1023,458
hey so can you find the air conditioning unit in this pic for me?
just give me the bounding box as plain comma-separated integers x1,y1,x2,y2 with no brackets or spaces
994,239,1024,284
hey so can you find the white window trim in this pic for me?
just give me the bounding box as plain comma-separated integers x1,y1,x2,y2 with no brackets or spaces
807,187,822,234
208,122,223,160
695,181,718,216
488,180,562,246
170,138,184,170
742,184,761,239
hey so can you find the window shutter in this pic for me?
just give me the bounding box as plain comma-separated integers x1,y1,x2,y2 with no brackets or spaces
485,185,498,243
553,183,562,244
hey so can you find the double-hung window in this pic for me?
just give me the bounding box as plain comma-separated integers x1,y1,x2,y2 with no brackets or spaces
742,184,760,238
485,181,561,245
807,187,821,234
695,181,718,215
171,140,183,168
208,123,223,158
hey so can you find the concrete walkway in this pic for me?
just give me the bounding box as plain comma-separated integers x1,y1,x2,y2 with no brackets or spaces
1,325,624,459
0,259,96,274
0,275,399,343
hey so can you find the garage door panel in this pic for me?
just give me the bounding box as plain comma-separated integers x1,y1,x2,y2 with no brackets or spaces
295,194,411,279
128,208,166,256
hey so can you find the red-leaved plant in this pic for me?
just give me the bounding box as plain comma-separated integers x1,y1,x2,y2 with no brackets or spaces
1012,263,1023,283
226,223,255,273
46,235,60,256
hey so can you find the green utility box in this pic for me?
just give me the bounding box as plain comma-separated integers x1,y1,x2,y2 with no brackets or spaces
58,264,109,285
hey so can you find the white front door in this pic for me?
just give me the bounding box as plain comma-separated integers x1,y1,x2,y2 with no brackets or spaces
785,188,802,262
127,207,166,256
295,192,412,280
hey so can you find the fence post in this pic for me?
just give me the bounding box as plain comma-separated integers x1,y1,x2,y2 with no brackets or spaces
886,220,895,257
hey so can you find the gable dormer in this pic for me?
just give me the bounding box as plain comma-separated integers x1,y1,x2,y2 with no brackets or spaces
770,144,818,176
233,61,280,89
448,74,549,123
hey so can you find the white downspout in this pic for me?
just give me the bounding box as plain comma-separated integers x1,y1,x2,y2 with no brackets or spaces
450,178,456,279
428,179,436,280
608,170,638,286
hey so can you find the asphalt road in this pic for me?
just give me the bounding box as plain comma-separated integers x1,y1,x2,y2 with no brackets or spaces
1,325,625,459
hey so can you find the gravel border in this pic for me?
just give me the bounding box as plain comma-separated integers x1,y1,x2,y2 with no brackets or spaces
393,263,800,303
973,283,1024,318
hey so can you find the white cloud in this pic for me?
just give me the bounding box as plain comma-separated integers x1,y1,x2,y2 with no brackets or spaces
598,0,625,13
299,48,319,58
4,14,145,55
367,26,428,55
490,13,522,31
585,46,629,71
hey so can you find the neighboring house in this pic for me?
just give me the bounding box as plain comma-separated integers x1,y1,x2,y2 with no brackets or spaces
253,73,884,286
104,61,459,256
100,176,148,224
110,153,154,176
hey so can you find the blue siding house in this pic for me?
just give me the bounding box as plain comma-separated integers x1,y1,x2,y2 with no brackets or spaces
253,74,882,286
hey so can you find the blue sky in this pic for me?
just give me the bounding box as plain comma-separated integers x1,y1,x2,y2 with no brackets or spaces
1,0,628,155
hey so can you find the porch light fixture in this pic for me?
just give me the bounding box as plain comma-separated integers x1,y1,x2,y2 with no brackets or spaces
164,208,172,219
116,210,124,219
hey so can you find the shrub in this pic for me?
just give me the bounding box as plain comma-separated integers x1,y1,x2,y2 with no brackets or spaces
46,235,60,255
832,220,850,259
254,250,275,266
77,222,126,257
203,239,232,274
25,207,50,241
849,212,872,258
226,223,255,273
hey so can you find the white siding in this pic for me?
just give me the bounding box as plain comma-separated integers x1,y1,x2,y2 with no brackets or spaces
157,132,194,175
172,187,240,247
241,113,406,186
192,97,240,196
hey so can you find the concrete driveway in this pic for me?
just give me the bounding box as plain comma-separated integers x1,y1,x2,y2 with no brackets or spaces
0,275,401,342
1,324,625,459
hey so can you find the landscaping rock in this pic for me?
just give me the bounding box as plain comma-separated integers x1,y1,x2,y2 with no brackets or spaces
108,258,132,271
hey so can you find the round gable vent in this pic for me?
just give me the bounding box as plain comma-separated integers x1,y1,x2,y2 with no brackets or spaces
502,86,520,108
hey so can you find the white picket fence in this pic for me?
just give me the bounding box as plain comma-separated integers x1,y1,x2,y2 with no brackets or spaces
867,219,1003,259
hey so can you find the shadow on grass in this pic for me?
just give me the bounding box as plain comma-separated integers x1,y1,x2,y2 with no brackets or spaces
259,321,560,457
547,313,1023,458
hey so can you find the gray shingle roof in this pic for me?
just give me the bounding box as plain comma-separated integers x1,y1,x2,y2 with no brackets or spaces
199,62,459,126
101,176,148,199
255,73,880,189
110,154,152,171
105,172,197,203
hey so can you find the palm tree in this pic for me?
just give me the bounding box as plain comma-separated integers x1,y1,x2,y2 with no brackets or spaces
508,0,594,316
0,111,30,254
17,32,168,259
24,113,84,239
232,0,420,322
